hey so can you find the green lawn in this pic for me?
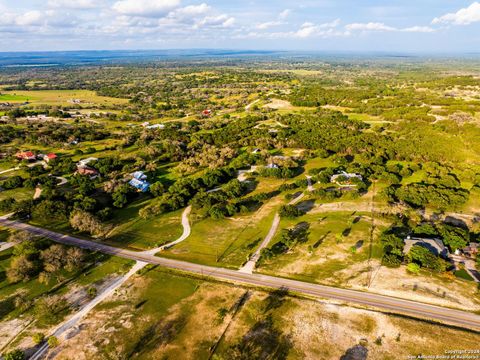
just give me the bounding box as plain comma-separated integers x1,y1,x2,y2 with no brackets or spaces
108,202,184,250
0,90,129,106
161,201,279,268
454,269,474,281
0,94,31,101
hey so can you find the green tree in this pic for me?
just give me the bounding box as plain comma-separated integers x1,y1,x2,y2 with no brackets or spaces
3,349,25,360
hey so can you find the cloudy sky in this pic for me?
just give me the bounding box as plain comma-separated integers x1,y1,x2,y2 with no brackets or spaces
1,0,480,52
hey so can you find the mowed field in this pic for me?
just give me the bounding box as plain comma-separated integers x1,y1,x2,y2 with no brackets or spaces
161,196,283,268
0,90,129,106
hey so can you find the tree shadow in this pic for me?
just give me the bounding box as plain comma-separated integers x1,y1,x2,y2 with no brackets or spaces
340,344,368,360
0,296,15,320
296,200,315,213
227,315,292,360
342,227,351,237
314,231,330,248
444,216,469,229
264,287,289,313
355,240,364,250
128,315,188,358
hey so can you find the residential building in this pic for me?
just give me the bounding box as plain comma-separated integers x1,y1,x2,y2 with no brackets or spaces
132,171,147,181
77,166,99,179
331,171,363,184
129,178,150,192
403,236,449,258
15,151,36,161
43,153,58,163
461,243,479,259
77,157,98,167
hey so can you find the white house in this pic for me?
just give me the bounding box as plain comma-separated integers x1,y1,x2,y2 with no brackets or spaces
77,157,98,167
331,171,363,184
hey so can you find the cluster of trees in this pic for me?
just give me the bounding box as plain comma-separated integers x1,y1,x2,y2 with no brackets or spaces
191,179,248,219
412,222,470,252
139,167,237,219
6,232,85,284
386,182,469,211
178,144,237,174
69,210,111,238
407,245,449,272
278,204,304,218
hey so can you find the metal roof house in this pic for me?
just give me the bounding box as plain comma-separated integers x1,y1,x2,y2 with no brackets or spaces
132,171,147,181
129,178,150,192
403,236,449,258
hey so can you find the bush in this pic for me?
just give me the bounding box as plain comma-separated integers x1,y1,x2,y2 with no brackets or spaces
279,205,304,218
2,176,24,190
47,336,59,348
3,349,24,360
32,333,45,345
406,263,420,274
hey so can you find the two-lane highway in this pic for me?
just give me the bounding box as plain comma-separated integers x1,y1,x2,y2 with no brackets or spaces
2,217,480,330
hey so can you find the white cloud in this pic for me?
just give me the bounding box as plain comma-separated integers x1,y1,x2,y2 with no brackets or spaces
256,21,283,30
15,11,44,26
402,26,435,33
112,0,181,17
196,14,235,28
432,2,480,25
293,19,341,38
345,22,435,33
278,9,291,20
237,20,344,40
47,0,98,9
345,22,395,32
169,3,210,18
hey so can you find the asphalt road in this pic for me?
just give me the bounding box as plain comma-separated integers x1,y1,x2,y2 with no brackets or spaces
2,217,480,330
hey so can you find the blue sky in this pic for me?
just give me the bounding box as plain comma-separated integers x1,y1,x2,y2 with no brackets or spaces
1,0,480,52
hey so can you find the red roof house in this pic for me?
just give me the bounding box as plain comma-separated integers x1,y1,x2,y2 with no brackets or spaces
44,153,58,162
15,151,36,161
202,109,212,117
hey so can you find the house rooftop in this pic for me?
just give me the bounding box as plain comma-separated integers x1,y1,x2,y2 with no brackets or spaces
404,236,449,258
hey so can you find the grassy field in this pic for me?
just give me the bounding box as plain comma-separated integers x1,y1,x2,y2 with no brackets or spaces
161,198,281,268
108,201,184,250
257,210,385,285
0,90,129,106
0,187,34,205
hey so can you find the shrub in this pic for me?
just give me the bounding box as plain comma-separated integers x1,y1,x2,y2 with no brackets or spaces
32,333,45,345
406,263,420,274
47,336,59,348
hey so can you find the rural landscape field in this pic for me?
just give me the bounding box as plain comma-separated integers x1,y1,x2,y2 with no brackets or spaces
2,0,480,359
